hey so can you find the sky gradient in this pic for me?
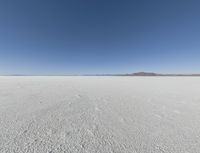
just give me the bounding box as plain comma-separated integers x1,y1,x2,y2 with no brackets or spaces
0,0,200,75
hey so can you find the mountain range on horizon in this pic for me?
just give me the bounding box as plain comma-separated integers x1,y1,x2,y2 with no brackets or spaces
122,72,200,76
1,72,200,76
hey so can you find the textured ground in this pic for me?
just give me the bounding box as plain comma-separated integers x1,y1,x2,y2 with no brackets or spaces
0,76,200,153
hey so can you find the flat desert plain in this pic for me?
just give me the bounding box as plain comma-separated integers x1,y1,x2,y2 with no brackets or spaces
0,76,200,153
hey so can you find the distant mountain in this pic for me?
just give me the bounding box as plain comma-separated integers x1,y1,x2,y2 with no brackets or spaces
1,72,200,76
129,72,160,76
122,72,200,76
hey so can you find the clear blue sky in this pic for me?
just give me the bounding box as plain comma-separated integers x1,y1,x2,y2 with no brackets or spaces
0,0,200,75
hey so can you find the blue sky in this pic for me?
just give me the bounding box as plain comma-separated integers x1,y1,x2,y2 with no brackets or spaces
0,0,200,75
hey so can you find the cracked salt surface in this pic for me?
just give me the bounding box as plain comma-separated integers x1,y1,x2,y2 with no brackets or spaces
0,76,200,153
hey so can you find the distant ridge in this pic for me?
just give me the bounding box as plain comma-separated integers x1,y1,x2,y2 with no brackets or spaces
82,72,200,76
1,72,200,76
121,72,200,76
128,72,159,76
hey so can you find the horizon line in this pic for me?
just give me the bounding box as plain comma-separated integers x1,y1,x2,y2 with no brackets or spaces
1,72,200,76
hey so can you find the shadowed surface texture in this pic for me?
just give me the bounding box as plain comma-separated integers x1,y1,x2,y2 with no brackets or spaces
0,76,200,153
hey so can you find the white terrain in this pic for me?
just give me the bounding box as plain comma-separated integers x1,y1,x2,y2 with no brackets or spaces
0,76,200,153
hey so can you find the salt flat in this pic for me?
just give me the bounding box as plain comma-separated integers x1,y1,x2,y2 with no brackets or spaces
0,76,200,153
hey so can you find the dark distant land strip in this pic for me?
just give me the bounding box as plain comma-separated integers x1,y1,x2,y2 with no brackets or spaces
84,72,200,76
1,72,200,76
120,72,200,76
